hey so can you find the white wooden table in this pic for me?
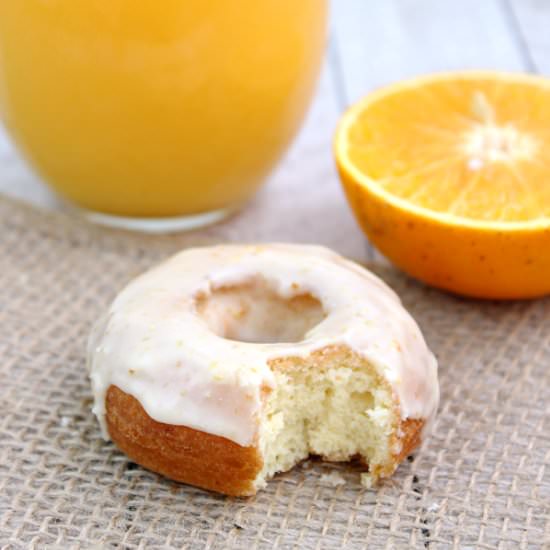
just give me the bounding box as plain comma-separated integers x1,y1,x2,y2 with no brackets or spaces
1,0,549,262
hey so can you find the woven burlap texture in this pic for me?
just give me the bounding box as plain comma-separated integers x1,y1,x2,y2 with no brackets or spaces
0,196,548,550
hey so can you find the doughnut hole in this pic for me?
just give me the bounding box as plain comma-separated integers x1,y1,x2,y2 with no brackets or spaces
195,275,326,343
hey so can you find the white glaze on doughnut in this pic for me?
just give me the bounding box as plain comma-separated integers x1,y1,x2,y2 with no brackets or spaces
88,244,438,446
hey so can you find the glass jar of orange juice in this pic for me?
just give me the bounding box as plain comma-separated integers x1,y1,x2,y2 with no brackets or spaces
0,1,327,230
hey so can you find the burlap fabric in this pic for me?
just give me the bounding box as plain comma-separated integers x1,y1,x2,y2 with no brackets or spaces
0,196,549,549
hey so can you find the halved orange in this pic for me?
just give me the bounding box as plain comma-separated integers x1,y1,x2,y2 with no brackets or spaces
335,71,550,299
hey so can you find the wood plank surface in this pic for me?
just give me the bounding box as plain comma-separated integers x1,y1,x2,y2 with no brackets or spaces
330,0,528,105
0,129,58,209
507,0,550,73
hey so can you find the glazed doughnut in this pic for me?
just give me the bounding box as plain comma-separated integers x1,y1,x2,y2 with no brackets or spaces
87,244,438,496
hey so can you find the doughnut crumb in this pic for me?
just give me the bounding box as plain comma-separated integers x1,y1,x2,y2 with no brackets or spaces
255,346,405,490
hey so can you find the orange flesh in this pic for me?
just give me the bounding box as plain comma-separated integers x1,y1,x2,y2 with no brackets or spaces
346,77,550,222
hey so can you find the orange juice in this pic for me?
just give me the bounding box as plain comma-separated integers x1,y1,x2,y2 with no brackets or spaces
0,1,327,221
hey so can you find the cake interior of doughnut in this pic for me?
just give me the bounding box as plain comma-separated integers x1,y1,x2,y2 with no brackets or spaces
195,275,406,490
258,348,400,490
